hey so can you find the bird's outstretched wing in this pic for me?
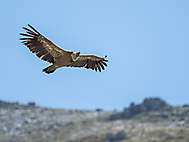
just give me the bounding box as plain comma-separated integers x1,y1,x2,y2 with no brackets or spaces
20,24,68,63
69,55,108,72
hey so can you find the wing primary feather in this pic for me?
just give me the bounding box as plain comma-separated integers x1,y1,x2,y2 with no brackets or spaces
99,62,105,70
20,33,34,37
94,64,97,72
96,62,101,72
24,42,31,46
28,24,40,35
23,27,38,36
91,63,95,70
21,41,28,43
20,38,32,40
26,31,38,36
101,61,107,67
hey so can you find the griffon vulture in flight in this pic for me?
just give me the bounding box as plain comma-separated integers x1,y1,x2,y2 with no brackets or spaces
20,24,108,74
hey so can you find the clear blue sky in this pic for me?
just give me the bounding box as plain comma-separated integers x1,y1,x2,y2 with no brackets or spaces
1,0,189,110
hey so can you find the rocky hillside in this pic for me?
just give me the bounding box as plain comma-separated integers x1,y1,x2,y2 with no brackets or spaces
0,98,189,142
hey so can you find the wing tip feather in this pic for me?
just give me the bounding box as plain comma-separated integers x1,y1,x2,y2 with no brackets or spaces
27,24,41,35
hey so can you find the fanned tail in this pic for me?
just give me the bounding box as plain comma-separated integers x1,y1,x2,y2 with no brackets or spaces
43,65,56,74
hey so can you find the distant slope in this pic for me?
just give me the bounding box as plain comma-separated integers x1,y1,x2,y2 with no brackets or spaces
0,98,189,142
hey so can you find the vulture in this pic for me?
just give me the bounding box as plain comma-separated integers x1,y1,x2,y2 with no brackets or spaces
20,24,108,74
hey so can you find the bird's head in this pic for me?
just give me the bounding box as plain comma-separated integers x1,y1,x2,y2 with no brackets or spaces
76,52,80,57
71,52,80,61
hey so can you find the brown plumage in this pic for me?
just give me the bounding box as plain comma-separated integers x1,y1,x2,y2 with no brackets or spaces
20,24,108,74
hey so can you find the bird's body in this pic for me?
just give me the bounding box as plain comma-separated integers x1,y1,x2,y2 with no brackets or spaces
20,24,108,74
